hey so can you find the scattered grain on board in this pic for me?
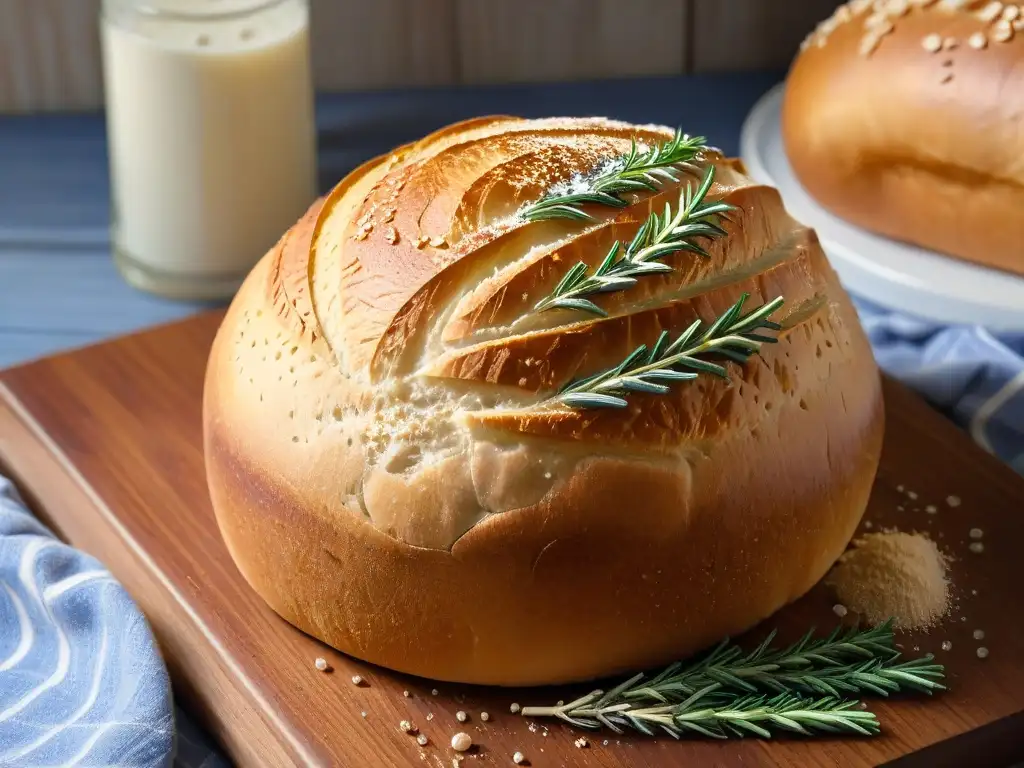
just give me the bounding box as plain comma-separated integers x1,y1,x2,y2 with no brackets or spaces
969,542,985,554
416,734,429,746
512,752,526,765
451,733,472,752
314,657,330,672
977,647,990,659
947,495,961,507
974,629,986,640
826,531,949,630
480,712,490,722
351,675,363,686
970,528,984,539
941,640,953,651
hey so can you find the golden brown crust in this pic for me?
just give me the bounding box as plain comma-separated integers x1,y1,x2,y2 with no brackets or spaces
783,0,1024,276
203,116,885,685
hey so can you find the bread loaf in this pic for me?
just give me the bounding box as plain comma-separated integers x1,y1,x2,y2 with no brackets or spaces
783,0,1024,277
203,116,885,686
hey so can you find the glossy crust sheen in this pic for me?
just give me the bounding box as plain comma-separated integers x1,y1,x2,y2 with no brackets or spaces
203,116,885,686
783,0,1024,276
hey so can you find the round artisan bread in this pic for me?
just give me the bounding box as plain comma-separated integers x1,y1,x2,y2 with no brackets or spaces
783,0,1024,277
203,116,885,686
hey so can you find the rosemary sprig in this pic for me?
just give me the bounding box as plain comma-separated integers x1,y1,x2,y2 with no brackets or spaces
520,622,946,739
532,166,734,317
549,291,784,409
521,129,707,222
617,622,945,703
522,687,880,740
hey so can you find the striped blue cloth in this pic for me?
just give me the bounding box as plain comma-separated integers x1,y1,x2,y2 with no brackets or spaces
855,299,1024,476
0,478,226,768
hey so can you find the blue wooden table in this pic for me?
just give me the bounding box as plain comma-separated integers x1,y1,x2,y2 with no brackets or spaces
0,73,784,368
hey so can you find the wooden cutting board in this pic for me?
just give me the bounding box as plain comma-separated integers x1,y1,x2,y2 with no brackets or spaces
1,310,1023,768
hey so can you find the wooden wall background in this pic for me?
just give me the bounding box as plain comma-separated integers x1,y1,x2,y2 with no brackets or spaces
0,0,841,113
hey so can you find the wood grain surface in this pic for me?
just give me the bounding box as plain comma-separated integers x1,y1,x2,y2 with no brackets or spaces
690,0,840,72
1,0,831,112
1,311,1023,767
456,0,688,84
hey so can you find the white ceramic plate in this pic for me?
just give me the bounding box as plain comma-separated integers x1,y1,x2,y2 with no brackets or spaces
739,83,1024,332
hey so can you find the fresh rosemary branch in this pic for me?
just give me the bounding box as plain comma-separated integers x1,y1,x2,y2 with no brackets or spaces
519,622,946,739
549,291,784,409
521,129,707,223
522,687,880,740
618,622,945,703
531,166,734,318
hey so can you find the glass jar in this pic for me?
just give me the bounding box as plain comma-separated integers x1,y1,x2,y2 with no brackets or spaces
100,0,317,300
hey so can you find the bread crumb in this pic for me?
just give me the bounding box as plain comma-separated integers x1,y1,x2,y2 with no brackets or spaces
969,31,988,48
574,737,589,748
946,495,961,507
979,1,1004,22
480,712,490,722
404,690,411,697
969,542,984,554
974,629,986,640
826,531,949,630
417,733,429,746
922,33,943,51
456,711,467,723
993,20,1014,40
907,491,919,500
314,657,330,672
512,752,526,765
833,603,848,617
400,720,415,733
977,646,990,659
451,733,472,752
509,703,520,714
941,640,953,651
432,689,440,696
969,528,984,539
361,711,367,718
351,675,363,686
925,505,938,514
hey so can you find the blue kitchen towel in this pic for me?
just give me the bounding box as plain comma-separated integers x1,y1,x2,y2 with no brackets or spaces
855,298,1024,475
0,477,226,768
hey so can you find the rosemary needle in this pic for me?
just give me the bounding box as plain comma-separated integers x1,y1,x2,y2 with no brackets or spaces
521,129,707,223
548,291,784,410
532,165,734,318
